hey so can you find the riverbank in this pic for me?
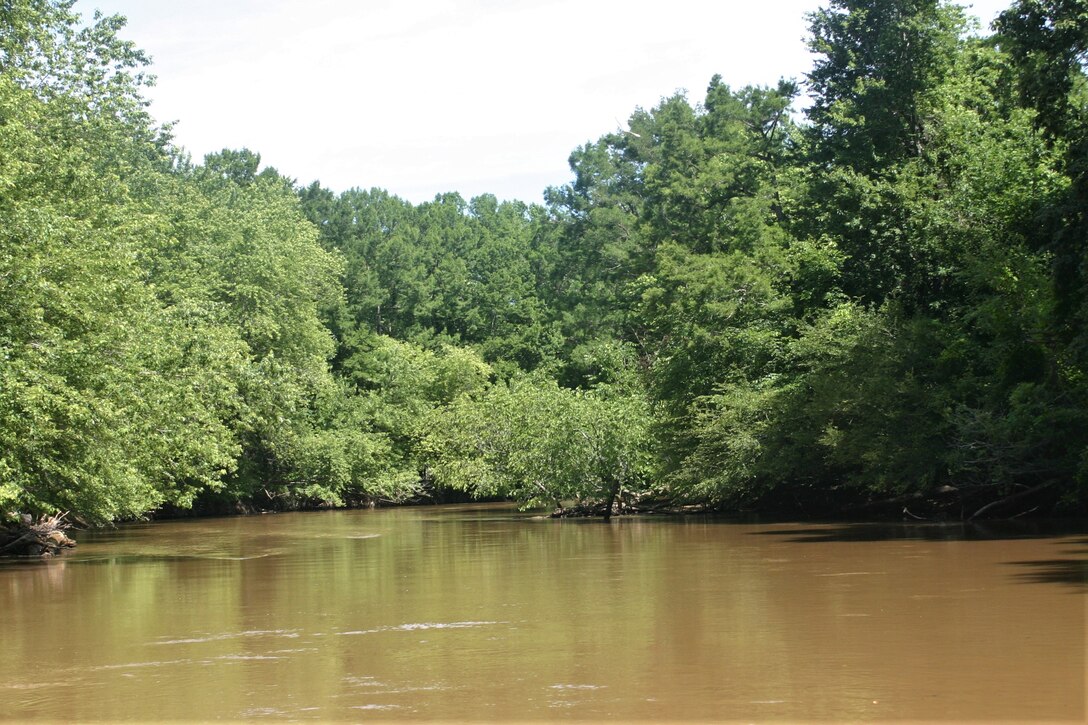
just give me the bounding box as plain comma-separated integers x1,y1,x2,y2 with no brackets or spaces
3,477,1078,560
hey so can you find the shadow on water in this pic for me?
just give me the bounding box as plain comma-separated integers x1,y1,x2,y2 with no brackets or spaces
750,522,1088,591
1006,558,1088,589
1005,537,1088,590
747,519,1088,543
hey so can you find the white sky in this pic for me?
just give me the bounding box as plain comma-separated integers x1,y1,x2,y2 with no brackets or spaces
81,0,1014,205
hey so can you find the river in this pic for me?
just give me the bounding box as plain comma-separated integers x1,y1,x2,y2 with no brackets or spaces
0,504,1084,721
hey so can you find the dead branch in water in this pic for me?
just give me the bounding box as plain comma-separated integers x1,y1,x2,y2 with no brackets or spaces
0,512,77,558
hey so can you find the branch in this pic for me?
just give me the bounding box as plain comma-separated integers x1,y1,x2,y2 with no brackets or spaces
968,481,1055,521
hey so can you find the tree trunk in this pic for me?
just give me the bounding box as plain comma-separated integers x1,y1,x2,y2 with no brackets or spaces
602,480,620,522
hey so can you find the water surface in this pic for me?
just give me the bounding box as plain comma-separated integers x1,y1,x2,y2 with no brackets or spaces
1,505,1084,721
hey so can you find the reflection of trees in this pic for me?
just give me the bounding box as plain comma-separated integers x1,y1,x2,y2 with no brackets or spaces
1009,559,1088,588
1008,537,1088,589
2,511,1085,720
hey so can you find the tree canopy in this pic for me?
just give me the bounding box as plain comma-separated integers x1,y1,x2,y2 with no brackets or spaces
3,0,1087,525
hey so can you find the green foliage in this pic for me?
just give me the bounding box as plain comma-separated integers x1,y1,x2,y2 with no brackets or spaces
806,0,967,170
423,376,653,515
0,70,236,522
7,0,1088,525
339,332,492,487
298,186,553,371
995,0,1088,140
0,4,417,522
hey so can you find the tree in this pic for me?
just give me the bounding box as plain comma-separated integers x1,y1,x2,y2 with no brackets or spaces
806,0,967,171
423,377,652,518
995,0,1088,141
996,0,1088,332
0,4,240,523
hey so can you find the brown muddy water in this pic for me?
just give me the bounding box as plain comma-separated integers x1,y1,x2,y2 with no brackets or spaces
0,504,1084,722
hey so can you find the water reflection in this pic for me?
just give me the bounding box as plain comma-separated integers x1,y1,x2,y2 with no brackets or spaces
748,518,1088,543
0,506,1084,721
1004,536,1088,589
1008,558,1088,588
748,520,1088,592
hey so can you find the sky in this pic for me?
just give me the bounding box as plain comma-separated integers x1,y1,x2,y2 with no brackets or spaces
82,0,1014,205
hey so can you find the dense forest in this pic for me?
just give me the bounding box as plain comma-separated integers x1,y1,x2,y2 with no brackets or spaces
3,0,1088,532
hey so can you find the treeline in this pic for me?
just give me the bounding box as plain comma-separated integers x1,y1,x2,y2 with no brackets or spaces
1,2,410,524
2,0,1087,526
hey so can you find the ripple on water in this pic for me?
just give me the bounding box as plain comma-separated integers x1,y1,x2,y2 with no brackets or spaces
152,629,301,645
352,704,401,711
340,674,455,701
3,681,72,690
92,659,195,671
337,620,504,636
201,551,286,560
547,683,607,708
213,654,285,662
239,707,289,718
91,654,287,671
379,684,452,694
343,676,386,688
